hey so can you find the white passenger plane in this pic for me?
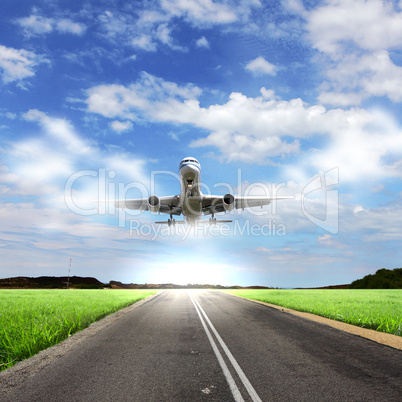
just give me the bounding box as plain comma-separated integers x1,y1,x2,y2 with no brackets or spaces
115,157,293,226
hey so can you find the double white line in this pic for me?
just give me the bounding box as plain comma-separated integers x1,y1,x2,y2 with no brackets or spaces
189,293,262,402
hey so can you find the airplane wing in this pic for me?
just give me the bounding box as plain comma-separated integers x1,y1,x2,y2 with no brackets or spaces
114,198,147,210
201,194,294,215
114,195,182,215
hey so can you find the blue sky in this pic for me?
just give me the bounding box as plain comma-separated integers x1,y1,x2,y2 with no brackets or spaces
1,0,402,287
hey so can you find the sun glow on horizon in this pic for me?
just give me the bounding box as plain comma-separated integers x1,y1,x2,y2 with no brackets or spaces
146,260,234,286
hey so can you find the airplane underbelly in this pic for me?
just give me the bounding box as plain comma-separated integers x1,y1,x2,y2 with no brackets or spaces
182,197,202,217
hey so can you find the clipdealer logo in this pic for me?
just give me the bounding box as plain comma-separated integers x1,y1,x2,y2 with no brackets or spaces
301,167,339,234
64,166,339,235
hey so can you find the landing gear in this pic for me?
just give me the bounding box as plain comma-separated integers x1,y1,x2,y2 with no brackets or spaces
168,214,176,227
186,180,193,198
209,212,217,224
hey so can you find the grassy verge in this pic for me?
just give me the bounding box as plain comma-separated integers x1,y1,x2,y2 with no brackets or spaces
0,289,157,371
224,289,401,336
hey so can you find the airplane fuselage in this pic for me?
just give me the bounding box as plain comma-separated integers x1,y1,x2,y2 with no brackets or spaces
179,157,203,223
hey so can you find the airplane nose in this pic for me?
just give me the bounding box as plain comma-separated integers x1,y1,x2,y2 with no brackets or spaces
181,163,199,179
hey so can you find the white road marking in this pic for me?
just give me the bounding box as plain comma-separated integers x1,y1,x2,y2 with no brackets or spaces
190,293,262,402
190,293,244,402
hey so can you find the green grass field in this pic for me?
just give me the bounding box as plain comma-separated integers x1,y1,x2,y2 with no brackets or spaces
0,289,157,371
2,288,400,372
224,289,402,336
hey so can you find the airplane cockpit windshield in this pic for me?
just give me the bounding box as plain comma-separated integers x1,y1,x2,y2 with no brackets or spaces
179,157,201,169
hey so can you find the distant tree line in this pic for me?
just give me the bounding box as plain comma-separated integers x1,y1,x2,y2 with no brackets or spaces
349,268,402,289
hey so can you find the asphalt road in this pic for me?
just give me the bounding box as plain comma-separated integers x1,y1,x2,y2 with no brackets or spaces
1,290,401,401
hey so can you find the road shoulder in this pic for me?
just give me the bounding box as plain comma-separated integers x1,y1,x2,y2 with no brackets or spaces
225,292,402,350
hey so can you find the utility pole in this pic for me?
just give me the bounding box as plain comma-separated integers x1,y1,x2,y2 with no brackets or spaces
67,258,72,289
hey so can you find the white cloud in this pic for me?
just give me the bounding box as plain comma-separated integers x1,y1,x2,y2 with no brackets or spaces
168,131,179,141
283,0,308,18
0,164,57,197
196,36,209,49
84,74,357,164
317,234,348,249
0,111,152,274
93,1,261,55
98,11,131,41
23,109,93,154
3,110,95,186
87,78,324,162
85,72,402,180
16,14,53,36
247,177,402,249
307,0,402,54
254,247,273,254
86,72,202,120
160,0,238,24
132,35,158,51
99,10,185,53
370,184,385,194
11,140,74,182
342,199,402,242
87,75,326,138
110,120,133,132
87,84,142,118
0,45,48,84
305,0,402,105
55,19,86,35
156,23,171,44
256,247,348,266
318,91,363,108
308,108,402,181
16,14,86,36
0,202,148,259
0,110,148,198
245,56,276,76
319,50,402,105
358,51,402,102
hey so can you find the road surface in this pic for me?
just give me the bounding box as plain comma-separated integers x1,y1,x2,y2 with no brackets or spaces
1,290,401,401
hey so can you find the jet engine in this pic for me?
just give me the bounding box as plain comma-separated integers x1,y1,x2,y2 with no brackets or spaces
223,194,235,212
148,195,160,213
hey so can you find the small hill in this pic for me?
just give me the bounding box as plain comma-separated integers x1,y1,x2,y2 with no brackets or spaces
0,276,106,289
349,268,402,289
